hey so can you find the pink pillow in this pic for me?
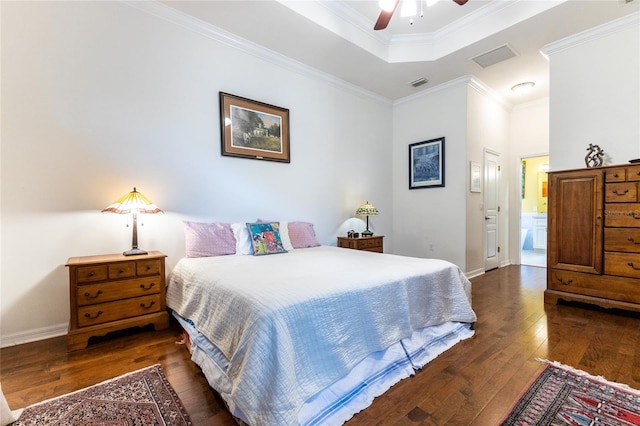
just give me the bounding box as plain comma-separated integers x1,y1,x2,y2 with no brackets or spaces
288,221,320,248
184,221,236,257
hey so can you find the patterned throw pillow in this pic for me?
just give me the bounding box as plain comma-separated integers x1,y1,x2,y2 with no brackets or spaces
246,222,288,255
183,221,236,257
288,221,321,248
256,219,295,251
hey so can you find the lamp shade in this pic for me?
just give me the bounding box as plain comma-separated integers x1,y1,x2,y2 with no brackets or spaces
102,187,162,256
355,201,378,237
355,202,379,217
102,187,163,215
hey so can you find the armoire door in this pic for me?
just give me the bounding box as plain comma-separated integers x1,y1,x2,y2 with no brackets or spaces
547,168,603,274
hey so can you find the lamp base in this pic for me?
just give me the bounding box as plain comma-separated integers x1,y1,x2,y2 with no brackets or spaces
361,230,373,237
123,248,148,256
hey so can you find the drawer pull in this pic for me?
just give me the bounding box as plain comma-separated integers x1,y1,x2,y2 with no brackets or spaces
146,265,152,271
627,236,640,245
140,301,156,309
140,283,155,290
612,189,629,196
84,311,103,319
627,262,640,271
556,277,573,285
118,268,125,274
84,290,103,299
89,271,95,277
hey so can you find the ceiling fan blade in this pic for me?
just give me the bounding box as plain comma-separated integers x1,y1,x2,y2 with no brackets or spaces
452,0,469,5
374,0,400,30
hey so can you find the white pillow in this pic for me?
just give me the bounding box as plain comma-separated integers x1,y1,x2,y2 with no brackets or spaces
277,221,295,251
231,222,254,255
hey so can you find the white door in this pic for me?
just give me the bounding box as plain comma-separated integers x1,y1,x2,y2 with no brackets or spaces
484,150,501,271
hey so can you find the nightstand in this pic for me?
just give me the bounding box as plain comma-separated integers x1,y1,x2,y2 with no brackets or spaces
66,251,170,351
337,236,384,253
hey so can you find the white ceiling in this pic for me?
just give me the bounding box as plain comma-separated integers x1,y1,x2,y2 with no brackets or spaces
161,0,639,106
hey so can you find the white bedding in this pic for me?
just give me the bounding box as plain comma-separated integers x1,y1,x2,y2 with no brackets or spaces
166,246,477,426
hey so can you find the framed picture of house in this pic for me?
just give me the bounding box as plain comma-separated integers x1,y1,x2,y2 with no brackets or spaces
219,92,290,163
409,137,445,189
470,161,481,192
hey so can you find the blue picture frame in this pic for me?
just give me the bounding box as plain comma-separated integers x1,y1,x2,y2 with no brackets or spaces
409,137,445,189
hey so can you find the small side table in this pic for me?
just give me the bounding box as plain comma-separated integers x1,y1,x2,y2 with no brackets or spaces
66,251,169,351
337,235,384,253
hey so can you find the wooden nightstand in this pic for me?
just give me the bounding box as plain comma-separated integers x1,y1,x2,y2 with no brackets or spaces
337,236,384,253
66,251,170,351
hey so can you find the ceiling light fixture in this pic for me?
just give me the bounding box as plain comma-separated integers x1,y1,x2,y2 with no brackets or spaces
511,81,535,95
401,0,417,18
379,0,397,12
401,0,442,24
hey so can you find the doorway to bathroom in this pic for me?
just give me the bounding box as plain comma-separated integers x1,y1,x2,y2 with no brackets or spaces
520,155,549,267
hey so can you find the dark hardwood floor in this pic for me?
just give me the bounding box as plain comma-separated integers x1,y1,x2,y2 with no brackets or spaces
2,265,639,425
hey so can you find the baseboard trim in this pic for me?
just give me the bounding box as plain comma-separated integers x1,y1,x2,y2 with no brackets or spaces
1,323,67,348
465,268,485,279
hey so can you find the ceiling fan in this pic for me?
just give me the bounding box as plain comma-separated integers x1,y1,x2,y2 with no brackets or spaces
374,0,469,30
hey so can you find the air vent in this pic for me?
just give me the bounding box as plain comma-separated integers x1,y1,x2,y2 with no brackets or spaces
471,44,517,68
409,77,428,88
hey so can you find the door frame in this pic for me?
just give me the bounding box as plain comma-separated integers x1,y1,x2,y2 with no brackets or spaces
516,152,549,265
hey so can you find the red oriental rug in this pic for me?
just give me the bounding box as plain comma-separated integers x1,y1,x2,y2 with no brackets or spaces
501,361,640,425
12,364,192,425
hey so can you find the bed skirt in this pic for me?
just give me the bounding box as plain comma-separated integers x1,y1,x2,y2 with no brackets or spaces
172,311,473,426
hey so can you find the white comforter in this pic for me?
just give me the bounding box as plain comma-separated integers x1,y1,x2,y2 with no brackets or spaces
166,246,477,426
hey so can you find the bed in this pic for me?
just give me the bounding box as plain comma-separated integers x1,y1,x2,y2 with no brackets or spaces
166,232,477,426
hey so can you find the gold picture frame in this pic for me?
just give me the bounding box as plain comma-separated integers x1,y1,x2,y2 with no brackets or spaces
219,92,290,163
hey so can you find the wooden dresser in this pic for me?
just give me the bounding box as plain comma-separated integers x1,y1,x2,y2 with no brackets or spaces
546,163,640,313
66,251,170,351
337,236,384,253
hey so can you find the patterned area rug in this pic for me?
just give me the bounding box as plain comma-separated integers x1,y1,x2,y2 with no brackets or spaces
12,364,192,425
501,361,640,425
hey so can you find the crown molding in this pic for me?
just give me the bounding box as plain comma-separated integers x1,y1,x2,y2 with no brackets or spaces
541,10,640,58
122,0,391,104
280,0,568,63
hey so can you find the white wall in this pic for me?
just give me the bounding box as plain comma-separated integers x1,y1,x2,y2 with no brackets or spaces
0,1,393,345
391,81,468,267
545,13,640,171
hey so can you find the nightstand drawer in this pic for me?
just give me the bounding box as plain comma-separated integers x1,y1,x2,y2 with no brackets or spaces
77,294,162,327
359,238,382,249
76,277,162,306
108,263,136,279
76,265,108,283
137,259,162,276
337,236,384,253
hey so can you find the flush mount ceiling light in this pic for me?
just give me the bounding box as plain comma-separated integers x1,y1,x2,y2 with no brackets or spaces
511,81,535,95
